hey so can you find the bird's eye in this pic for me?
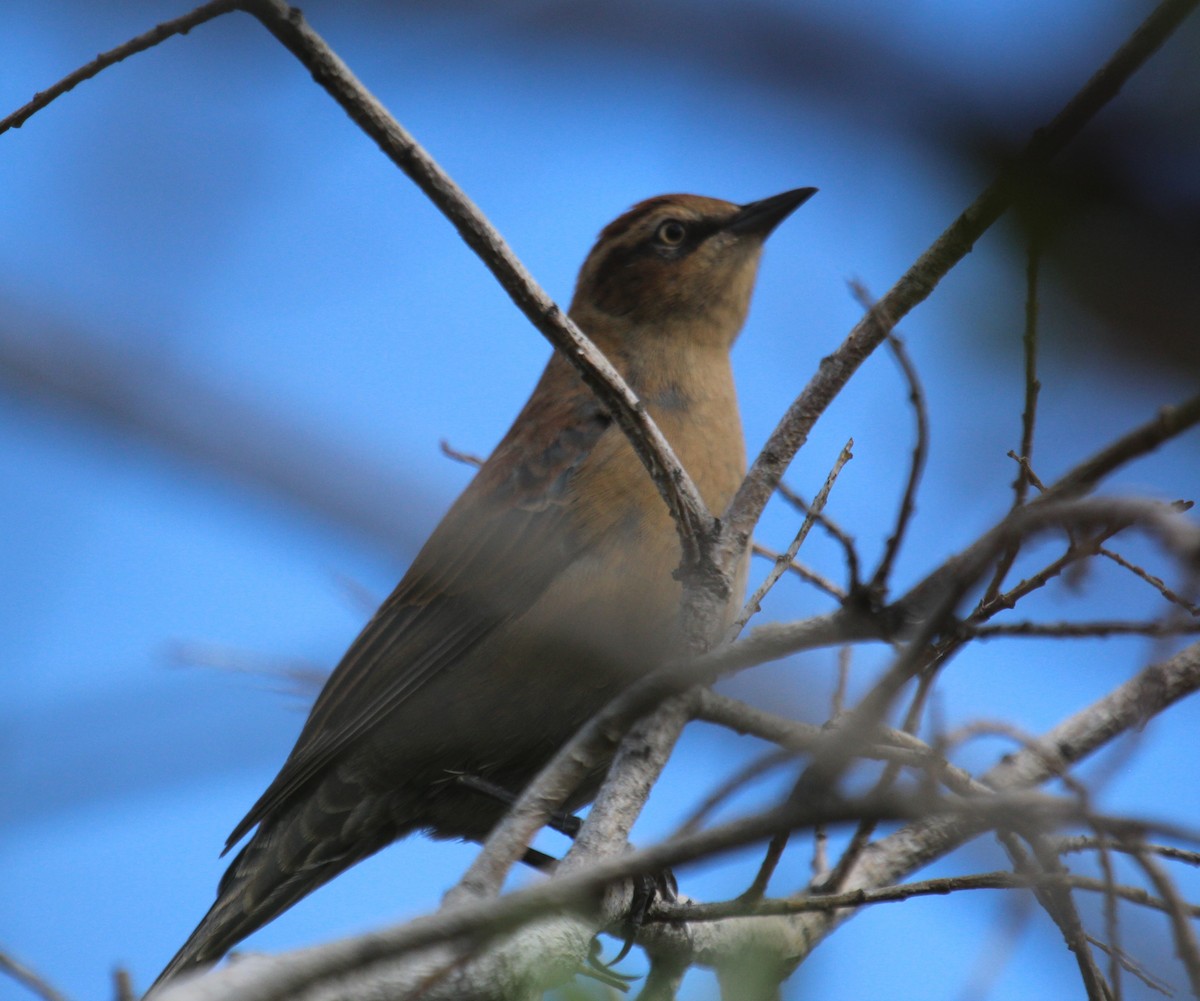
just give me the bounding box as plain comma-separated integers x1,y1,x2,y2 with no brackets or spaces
655,220,687,246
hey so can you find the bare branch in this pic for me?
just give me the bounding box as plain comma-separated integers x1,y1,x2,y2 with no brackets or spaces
1099,545,1200,615
1085,937,1174,998
966,619,1200,639
774,481,861,589
1001,832,1109,1001
1045,397,1200,503
1059,837,1200,868
729,439,853,639
870,330,929,593
0,1,238,133
156,637,1200,1000
1129,844,1200,996
842,281,930,594
659,869,1200,925
720,0,1200,565
904,391,1200,623
675,748,798,838
1016,238,1044,507
751,542,846,601
449,608,875,905
981,236,1044,608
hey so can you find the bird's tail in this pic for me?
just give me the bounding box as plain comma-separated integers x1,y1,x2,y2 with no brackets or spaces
147,829,319,993
147,792,400,995
147,842,267,992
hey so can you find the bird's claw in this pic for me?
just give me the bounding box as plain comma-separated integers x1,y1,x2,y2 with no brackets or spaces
582,938,639,991
606,866,678,967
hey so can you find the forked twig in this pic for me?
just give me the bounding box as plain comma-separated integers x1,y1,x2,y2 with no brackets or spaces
729,440,854,639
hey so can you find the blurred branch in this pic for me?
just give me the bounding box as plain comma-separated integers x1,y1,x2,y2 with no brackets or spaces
0,950,71,1001
1128,843,1200,995
772,638,1200,974
0,321,433,557
438,439,485,469
1016,237,1044,508
983,237,1043,607
1040,397,1200,503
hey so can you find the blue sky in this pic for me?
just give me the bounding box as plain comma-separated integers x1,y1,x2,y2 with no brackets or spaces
2,2,1199,998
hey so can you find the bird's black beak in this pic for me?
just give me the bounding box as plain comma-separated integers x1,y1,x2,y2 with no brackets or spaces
726,187,818,237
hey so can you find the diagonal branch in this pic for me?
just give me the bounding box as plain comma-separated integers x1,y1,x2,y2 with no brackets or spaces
718,0,1200,570
240,0,718,580
0,2,239,133
1,0,719,592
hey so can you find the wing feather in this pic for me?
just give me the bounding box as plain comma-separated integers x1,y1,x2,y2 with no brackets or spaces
226,363,611,850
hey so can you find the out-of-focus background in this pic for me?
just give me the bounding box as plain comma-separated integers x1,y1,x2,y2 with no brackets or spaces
2,2,1199,998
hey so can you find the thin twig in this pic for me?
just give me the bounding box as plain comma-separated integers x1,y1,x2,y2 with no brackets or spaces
675,748,799,838
816,647,856,878
729,440,853,639
982,238,1044,608
1094,828,1124,1001
0,1,239,133
1099,546,1200,615
844,281,929,594
1009,451,1049,493
751,542,845,601
1058,837,1200,868
156,640,1200,1000
1010,831,1111,1001
2,0,722,609
816,650,939,895
439,439,485,468
1016,239,1043,506
1130,844,1200,996
775,481,862,590
966,619,1200,639
740,833,791,902
659,869,1200,923
833,646,851,716
1084,937,1175,998
692,690,982,800
1047,400,1200,504
972,527,1119,620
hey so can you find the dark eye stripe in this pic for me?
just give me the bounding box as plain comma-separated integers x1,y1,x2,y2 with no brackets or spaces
588,213,728,312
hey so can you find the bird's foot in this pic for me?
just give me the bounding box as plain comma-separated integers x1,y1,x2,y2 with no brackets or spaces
606,867,678,967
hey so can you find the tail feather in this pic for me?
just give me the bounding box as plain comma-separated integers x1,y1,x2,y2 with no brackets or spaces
148,778,405,995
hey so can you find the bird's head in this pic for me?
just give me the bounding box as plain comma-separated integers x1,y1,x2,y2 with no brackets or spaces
569,187,816,350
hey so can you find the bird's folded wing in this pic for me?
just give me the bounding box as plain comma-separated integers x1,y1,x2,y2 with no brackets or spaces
224,385,613,851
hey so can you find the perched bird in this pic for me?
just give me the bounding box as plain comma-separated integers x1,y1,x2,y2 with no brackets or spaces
151,186,816,989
